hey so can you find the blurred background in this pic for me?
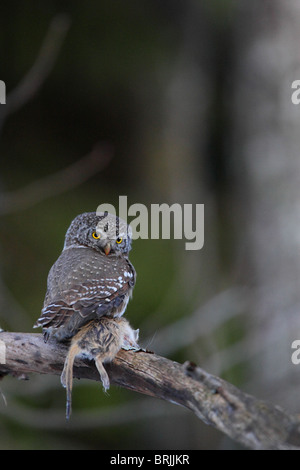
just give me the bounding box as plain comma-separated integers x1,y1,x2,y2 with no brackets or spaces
1,0,300,450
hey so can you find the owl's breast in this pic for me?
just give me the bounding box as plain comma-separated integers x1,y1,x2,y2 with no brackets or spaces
46,246,135,302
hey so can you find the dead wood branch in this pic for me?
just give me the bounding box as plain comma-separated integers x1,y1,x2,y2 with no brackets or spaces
0,331,300,450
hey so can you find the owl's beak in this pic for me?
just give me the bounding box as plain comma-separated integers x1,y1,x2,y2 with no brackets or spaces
104,243,111,256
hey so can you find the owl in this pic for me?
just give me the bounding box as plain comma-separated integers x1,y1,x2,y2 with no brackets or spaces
61,316,139,419
34,212,136,342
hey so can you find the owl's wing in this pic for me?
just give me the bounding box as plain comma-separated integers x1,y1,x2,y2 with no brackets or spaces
34,276,134,341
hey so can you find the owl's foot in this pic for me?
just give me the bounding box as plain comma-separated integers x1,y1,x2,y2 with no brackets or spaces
42,324,76,344
42,328,52,343
53,328,73,342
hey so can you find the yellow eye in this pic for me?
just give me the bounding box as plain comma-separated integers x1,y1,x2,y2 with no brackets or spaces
116,237,123,244
92,232,100,240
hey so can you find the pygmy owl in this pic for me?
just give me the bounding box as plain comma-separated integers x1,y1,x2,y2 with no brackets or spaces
61,316,139,419
34,211,136,342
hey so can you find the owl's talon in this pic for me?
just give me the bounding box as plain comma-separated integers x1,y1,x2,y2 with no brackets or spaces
43,330,50,343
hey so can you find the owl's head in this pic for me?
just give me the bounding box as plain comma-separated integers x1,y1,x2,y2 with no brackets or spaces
64,212,132,256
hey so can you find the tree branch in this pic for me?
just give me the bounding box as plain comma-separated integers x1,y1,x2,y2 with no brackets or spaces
0,143,113,215
0,331,300,450
6,14,71,117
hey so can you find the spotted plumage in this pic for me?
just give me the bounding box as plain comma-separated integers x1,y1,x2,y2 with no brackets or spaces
34,212,136,342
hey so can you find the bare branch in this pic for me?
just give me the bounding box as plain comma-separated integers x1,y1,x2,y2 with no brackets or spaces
6,14,71,116
0,330,300,450
0,143,113,215
146,287,246,357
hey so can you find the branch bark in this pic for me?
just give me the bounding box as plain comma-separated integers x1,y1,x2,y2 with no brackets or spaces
0,331,300,450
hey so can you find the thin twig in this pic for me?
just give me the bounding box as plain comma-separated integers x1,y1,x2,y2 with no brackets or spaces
5,15,71,116
0,143,113,215
146,287,246,356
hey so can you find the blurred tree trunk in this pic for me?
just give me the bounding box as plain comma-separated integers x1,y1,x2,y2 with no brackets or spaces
134,0,225,449
231,0,300,409
140,0,218,300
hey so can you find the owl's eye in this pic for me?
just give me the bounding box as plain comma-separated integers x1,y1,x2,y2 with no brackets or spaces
116,237,123,244
92,232,101,240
